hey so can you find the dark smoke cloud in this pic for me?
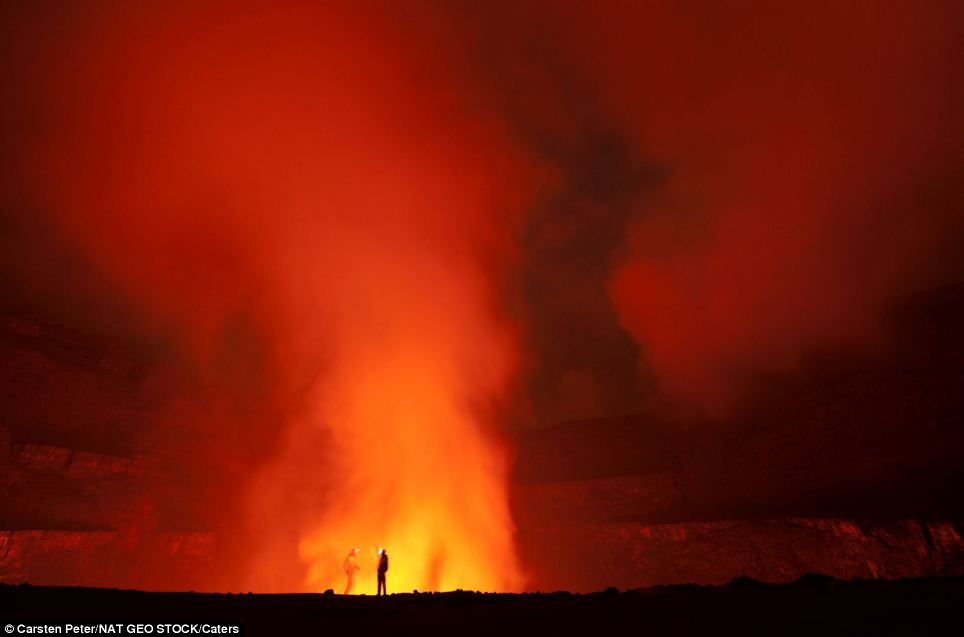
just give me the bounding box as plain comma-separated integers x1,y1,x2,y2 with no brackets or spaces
445,2,665,426
468,0,964,412
445,0,964,419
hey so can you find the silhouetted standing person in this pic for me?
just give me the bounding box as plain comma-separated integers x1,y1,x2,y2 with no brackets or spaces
377,549,389,596
343,548,360,595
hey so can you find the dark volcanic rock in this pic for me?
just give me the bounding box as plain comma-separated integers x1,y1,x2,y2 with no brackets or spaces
3,578,964,635
517,517,964,592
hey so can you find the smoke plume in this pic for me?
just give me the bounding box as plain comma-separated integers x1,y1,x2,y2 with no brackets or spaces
4,1,539,591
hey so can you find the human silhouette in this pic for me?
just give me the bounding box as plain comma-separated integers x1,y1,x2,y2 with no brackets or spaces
343,548,360,595
376,549,389,596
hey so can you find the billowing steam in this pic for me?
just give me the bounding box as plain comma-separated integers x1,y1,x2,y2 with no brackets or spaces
6,2,535,592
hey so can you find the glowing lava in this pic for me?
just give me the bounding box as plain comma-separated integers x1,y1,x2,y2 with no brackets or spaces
297,317,523,593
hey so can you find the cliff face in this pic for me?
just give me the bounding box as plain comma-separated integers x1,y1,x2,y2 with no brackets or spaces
0,436,213,589
0,309,195,589
0,530,213,589
0,440,144,531
513,372,964,523
511,469,964,591
513,516,964,592
0,312,165,457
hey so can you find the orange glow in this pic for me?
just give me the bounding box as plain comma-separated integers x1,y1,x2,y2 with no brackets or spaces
297,322,522,593
15,2,536,593
246,227,527,593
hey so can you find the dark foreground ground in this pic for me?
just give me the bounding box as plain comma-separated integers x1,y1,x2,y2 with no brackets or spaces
2,575,963,635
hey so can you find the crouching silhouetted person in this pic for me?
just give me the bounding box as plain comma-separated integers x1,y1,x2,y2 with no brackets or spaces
343,548,360,595
377,549,389,596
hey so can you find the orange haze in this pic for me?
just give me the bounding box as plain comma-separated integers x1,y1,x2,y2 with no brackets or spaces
12,2,537,592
